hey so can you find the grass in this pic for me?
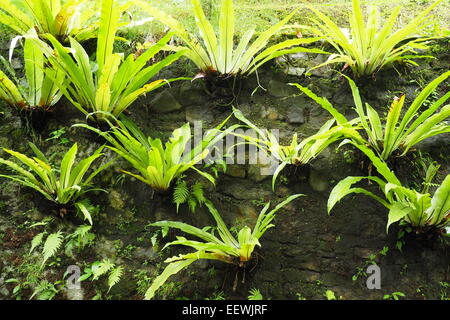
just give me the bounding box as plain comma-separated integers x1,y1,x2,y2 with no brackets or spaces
128,0,450,39
1,1,448,58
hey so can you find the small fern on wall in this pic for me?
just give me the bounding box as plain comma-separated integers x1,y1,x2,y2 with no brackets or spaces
173,180,208,213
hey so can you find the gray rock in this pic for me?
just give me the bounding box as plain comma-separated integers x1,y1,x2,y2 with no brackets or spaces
0,137,11,157
94,238,119,260
289,52,309,60
195,259,211,270
221,182,270,200
287,107,305,125
276,55,289,63
11,58,22,70
0,277,9,297
308,54,332,77
109,190,126,210
150,90,183,113
310,148,351,181
225,165,246,178
333,89,354,107
134,247,158,261
154,206,173,221
247,164,270,183
416,132,450,152
178,82,207,107
29,208,46,221
404,85,419,98
298,261,321,272
308,168,330,192
375,90,389,102
267,80,297,98
237,205,258,223
0,114,21,137
278,52,309,69
0,41,10,51
185,105,214,124
284,67,306,77
261,107,280,120
353,248,373,259
313,54,328,64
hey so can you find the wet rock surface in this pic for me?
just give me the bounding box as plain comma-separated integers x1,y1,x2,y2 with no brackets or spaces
0,39,449,300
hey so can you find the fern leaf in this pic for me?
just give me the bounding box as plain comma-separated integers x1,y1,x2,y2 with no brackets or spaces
108,266,124,292
30,232,45,254
173,180,189,212
74,199,94,225
92,259,114,280
145,259,196,300
192,182,206,205
42,231,64,266
74,225,92,238
187,195,197,213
